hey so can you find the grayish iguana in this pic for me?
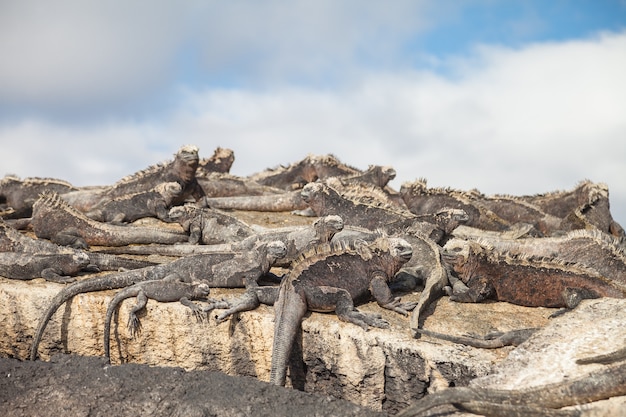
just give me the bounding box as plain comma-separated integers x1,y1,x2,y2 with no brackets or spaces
104,275,211,363
31,191,188,247
85,182,182,224
0,218,155,272
0,175,77,219
0,251,91,283
269,236,415,386
30,240,287,360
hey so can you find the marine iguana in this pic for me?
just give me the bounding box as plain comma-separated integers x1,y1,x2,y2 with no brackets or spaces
196,146,235,174
202,190,309,212
104,275,211,363
454,229,626,283
396,353,626,417
31,192,188,247
98,215,345,268
61,145,207,212
85,182,182,224
30,240,287,360
400,179,518,232
168,204,257,244
201,216,346,321
416,327,539,348
0,251,91,283
268,236,414,386
0,175,78,219
0,218,155,271
441,239,626,309
248,153,361,190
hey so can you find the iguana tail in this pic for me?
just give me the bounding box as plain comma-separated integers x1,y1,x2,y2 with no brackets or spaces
204,191,307,212
29,267,161,360
269,280,308,385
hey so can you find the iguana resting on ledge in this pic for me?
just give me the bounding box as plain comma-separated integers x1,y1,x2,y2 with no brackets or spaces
248,153,362,190
416,327,539,348
104,275,211,363
268,236,415,386
30,240,287,360
0,251,92,283
0,176,78,219
441,239,626,309
95,215,345,269
397,349,626,417
0,219,155,271
31,192,188,247
85,182,182,224
61,144,207,212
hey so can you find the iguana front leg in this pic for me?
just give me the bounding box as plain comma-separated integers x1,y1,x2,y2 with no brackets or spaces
179,297,209,322
307,286,389,330
127,290,148,337
212,286,280,323
369,275,416,316
40,268,76,284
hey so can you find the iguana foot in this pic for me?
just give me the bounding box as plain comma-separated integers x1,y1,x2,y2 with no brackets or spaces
127,314,141,337
338,309,390,331
380,297,417,316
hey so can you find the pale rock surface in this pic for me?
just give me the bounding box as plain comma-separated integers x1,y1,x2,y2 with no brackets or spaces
1,276,551,414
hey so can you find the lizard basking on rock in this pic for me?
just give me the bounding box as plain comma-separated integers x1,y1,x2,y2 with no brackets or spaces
196,146,235,175
397,351,626,417
416,327,539,348
168,204,257,245
248,153,362,190
104,275,211,363
268,236,415,386
85,182,182,224
441,239,626,309
30,240,287,360
61,144,207,212
0,175,78,219
31,191,188,247
0,251,91,283
0,218,155,272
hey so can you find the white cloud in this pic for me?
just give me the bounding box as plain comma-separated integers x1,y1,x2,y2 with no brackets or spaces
1,30,625,225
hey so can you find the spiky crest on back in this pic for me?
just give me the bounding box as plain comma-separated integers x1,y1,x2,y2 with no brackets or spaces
288,234,388,278
323,182,413,218
34,191,113,228
1,175,75,188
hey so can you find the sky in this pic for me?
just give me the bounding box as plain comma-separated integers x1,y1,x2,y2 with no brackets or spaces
1,1,625,226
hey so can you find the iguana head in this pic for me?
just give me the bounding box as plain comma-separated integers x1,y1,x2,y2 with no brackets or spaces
155,182,183,200
266,240,288,264
173,145,200,182
388,237,413,264
313,215,344,243
192,281,211,298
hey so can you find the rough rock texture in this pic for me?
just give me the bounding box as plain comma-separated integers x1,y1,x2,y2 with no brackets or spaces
0,276,551,414
0,353,385,417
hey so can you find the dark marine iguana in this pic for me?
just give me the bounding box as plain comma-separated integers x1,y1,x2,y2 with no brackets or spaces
61,145,207,212
0,218,154,271
456,229,626,283
31,191,188,247
104,275,211,363
196,146,235,175
0,175,78,219
30,240,287,360
268,236,415,386
441,239,626,309
248,153,362,190
86,182,182,224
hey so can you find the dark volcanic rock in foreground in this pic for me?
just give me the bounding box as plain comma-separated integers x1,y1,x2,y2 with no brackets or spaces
0,354,384,417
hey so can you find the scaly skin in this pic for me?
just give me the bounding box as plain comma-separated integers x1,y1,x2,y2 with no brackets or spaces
104,276,211,363
30,241,286,360
269,236,414,386
416,328,539,348
0,251,91,283
0,175,77,219
31,191,188,247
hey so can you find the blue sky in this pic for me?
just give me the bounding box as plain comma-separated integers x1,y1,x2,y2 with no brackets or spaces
1,1,625,225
